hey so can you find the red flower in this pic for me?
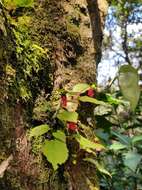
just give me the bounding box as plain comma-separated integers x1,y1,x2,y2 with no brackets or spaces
67,122,78,131
61,95,67,107
87,88,94,97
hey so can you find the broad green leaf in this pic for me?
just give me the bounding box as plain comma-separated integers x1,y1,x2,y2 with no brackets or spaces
106,94,123,105
94,104,112,116
118,65,140,111
42,131,68,170
79,96,106,105
57,110,78,122
53,131,66,142
109,142,127,150
72,83,90,93
123,151,141,172
111,131,131,145
84,158,111,177
132,135,142,144
29,124,50,138
75,134,105,153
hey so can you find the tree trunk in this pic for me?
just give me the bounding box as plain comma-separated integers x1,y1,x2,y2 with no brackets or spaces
0,0,108,189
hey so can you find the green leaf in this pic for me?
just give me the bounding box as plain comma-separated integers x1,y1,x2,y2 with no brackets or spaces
118,65,140,111
132,135,142,144
111,131,131,145
75,134,105,153
94,104,112,116
84,158,111,177
109,142,127,150
106,94,123,105
42,131,68,170
123,151,141,172
53,130,66,142
79,96,106,105
72,83,90,93
29,124,50,138
57,110,78,122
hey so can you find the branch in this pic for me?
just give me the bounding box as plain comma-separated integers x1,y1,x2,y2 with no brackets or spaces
0,155,13,178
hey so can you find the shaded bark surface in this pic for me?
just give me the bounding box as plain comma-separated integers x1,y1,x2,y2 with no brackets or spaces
0,0,108,189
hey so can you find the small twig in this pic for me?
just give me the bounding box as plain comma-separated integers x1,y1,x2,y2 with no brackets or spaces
0,155,13,178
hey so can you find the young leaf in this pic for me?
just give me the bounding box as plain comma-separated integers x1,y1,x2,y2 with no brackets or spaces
53,130,66,142
72,83,90,93
57,110,78,122
118,65,140,111
106,94,123,105
79,96,106,105
109,142,127,150
84,158,111,177
42,131,68,170
75,134,105,153
132,135,142,144
29,124,50,138
123,151,141,172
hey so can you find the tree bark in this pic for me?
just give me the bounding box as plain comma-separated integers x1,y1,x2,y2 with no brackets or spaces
0,0,108,189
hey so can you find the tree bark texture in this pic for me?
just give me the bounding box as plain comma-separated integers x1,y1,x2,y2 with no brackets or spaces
0,0,108,189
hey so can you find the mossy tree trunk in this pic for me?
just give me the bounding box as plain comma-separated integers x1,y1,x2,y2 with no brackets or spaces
0,0,108,189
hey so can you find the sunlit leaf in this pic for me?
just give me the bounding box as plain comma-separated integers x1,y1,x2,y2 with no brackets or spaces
72,83,90,93
57,110,78,122
106,94,123,105
53,130,66,142
118,65,140,111
29,124,50,138
42,131,68,170
79,96,106,105
109,142,127,150
75,134,105,153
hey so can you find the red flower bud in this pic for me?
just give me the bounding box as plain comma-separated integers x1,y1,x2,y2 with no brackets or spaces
67,122,78,131
61,95,67,108
87,88,94,97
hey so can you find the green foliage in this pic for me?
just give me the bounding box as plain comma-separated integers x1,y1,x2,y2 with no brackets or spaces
109,142,127,150
79,96,106,105
95,89,142,189
42,131,68,170
57,110,78,123
29,124,50,138
132,135,142,144
72,83,90,93
75,134,105,154
123,151,141,172
94,104,112,116
29,83,106,171
119,65,140,111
